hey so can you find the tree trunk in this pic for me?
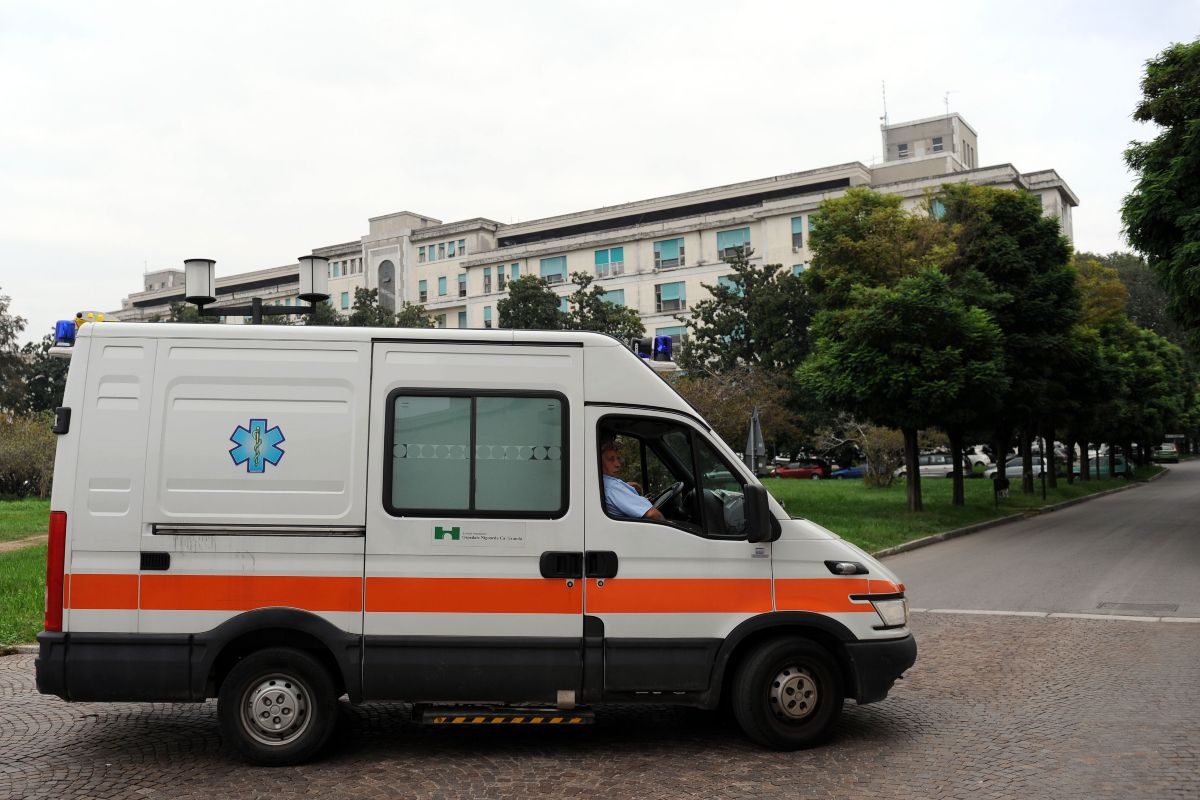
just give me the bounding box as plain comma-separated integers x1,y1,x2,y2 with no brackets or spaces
1108,445,1117,479
949,428,965,507
1127,441,1136,477
1065,437,1075,484
1080,438,1091,482
1044,425,1058,489
993,429,1010,491
1020,427,1035,494
902,427,922,512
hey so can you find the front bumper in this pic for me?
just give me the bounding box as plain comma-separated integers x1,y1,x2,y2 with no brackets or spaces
844,634,917,704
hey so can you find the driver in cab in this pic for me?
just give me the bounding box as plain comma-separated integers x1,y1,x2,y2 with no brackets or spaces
601,440,665,520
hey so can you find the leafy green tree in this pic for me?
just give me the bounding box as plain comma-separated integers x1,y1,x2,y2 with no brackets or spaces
1077,250,1192,354
1122,38,1200,346
167,302,218,323
344,288,433,328
304,299,346,327
798,269,1007,511
394,301,435,329
938,182,1078,493
0,288,27,413
565,272,644,341
18,334,69,413
0,412,55,497
498,275,566,330
671,365,802,456
676,247,814,374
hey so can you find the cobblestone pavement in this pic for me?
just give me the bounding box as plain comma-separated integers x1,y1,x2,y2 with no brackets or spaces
2,613,1197,800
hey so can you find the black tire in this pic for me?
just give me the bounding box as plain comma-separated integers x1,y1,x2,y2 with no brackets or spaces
731,637,843,750
218,647,338,766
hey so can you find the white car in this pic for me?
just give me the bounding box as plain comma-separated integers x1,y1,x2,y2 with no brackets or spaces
894,452,958,479
983,457,1046,480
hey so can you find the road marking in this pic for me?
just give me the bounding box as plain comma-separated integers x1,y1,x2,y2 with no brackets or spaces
914,609,1200,624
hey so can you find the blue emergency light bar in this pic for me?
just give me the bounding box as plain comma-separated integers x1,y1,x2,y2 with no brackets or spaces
635,335,674,362
54,320,77,347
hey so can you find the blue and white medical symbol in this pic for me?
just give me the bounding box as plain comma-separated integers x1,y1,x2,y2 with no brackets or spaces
229,419,286,474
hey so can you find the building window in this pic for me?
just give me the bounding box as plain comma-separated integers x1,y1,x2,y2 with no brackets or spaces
457,311,467,328
656,281,685,312
931,198,947,220
791,217,804,250
540,256,566,284
448,241,456,258
716,227,751,259
717,275,741,295
498,268,507,291
458,273,467,298
484,267,492,294
932,136,944,153
792,264,806,276
436,314,447,328
341,291,350,309
558,296,569,313
655,325,687,345
438,243,446,260
419,280,428,303
653,238,684,269
603,289,625,306
419,247,426,264
438,276,447,296
594,246,625,278
458,239,466,256
898,143,910,159
484,306,493,328
511,264,520,282
386,393,565,516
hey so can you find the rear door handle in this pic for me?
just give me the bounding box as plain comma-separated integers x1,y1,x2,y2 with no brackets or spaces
585,551,619,579
539,551,583,579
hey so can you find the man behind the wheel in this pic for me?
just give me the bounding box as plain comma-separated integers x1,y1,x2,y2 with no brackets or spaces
600,440,664,520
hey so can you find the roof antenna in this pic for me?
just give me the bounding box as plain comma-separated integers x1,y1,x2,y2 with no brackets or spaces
944,90,957,115
881,80,889,127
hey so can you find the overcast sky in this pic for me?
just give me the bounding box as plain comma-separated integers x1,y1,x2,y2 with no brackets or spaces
2,1,1196,342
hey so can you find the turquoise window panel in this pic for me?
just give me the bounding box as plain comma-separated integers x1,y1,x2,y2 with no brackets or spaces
511,264,520,280
656,325,687,337
717,227,751,253
792,264,806,275
457,311,467,328
610,246,624,264
438,276,447,296
340,291,349,309
658,282,684,302
603,289,625,306
931,198,946,220
484,267,492,277
540,256,566,280
484,306,493,322
594,249,609,266
448,241,456,257
419,279,427,292
718,275,739,292
558,297,569,313
791,217,804,234
654,238,681,260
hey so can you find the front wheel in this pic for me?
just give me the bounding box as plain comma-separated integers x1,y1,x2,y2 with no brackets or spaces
731,638,843,750
218,647,338,766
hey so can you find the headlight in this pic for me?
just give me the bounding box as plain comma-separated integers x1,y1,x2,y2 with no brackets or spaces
870,598,909,628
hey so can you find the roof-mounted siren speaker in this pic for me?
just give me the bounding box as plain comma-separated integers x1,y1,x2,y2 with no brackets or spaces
183,258,217,305
298,255,330,304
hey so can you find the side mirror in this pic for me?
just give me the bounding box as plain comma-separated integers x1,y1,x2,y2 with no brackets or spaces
745,483,780,543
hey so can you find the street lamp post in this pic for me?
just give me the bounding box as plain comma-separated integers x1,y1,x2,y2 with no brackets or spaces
183,257,330,323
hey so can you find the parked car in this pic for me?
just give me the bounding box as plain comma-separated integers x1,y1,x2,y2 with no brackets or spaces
829,464,867,480
772,459,831,480
1153,443,1180,464
983,457,1047,480
965,445,992,468
893,452,958,479
1072,454,1129,477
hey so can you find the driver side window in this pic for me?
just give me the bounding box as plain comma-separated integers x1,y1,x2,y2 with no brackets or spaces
599,417,749,539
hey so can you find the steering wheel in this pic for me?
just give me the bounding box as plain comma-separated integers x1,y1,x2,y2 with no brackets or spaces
652,481,686,510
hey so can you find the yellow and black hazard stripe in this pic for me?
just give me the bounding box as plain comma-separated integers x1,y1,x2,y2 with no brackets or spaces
429,715,587,725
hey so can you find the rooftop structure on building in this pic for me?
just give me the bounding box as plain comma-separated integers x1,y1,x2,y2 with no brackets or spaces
114,113,1077,338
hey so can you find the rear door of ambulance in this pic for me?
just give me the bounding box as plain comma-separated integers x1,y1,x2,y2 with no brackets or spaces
364,337,584,702
138,335,369,648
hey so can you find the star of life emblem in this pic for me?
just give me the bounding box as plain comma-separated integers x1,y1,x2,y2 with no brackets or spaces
229,418,285,474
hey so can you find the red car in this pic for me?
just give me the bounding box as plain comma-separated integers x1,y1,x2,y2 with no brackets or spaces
771,459,830,480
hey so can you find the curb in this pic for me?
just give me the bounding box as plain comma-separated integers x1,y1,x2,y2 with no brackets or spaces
873,468,1166,559
0,645,38,657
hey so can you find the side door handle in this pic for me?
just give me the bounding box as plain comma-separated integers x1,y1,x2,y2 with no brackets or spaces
539,551,583,579
585,551,619,579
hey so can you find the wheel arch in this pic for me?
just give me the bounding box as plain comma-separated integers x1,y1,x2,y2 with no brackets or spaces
193,608,362,702
706,612,856,710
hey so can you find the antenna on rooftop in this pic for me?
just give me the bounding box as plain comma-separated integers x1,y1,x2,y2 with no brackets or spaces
944,90,958,115
881,80,889,127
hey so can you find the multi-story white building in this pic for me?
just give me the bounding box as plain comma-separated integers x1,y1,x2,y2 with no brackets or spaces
115,113,1077,338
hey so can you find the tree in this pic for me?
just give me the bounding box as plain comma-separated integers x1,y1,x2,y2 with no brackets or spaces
0,287,28,413
394,301,435,329
798,269,1007,511
564,272,644,341
1122,38,1200,346
676,247,814,375
1077,250,1193,355
345,288,433,328
497,275,566,330
671,365,802,456
304,300,346,327
19,334,69,413
167,302,219,323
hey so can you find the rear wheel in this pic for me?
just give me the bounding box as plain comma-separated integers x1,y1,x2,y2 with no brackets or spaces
732,638,843,750
810,474,821,481
218,647,338,766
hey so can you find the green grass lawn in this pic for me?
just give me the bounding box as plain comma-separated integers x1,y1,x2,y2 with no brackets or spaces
763,468,1161,553
0,544,46,646
0,497,51,543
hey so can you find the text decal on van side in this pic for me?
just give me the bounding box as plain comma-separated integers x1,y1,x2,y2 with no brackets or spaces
229,419,286,474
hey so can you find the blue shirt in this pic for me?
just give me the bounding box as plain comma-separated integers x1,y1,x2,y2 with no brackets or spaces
603,474,653,518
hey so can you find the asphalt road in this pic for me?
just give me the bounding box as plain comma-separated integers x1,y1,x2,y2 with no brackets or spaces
887,459,1200,618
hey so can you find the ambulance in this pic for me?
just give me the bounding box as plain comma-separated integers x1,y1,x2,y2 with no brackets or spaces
36,321,916,765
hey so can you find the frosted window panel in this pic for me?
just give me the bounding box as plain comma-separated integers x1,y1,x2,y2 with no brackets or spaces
474,396,563,512
391,396,471,510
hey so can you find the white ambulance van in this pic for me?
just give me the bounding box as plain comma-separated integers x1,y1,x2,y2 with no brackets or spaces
36,322,915,765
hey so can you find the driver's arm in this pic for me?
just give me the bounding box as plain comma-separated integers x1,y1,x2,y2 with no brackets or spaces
642,507,664,520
